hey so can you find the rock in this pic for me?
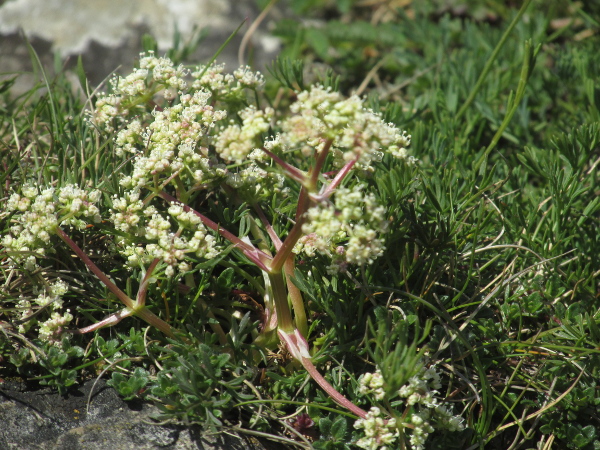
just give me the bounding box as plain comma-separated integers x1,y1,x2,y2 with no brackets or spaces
0,0,282,95
0,379,276,450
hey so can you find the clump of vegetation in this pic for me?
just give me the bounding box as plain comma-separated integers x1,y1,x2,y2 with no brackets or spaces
1,0,600,448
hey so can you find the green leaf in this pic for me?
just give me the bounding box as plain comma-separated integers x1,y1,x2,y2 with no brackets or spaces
330,416,347,440
76,55,88,95
217,267,235,289
319,417,332,436
304,28,330,60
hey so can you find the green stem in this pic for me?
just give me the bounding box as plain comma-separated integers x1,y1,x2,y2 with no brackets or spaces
268,272,294,332
474,39,539,172
135,306,175,338
455,0,533,121
174,175,189,204
285,257,307,337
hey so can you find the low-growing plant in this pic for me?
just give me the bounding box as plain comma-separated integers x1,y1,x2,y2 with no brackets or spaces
0,43,467,446
2,0,600,448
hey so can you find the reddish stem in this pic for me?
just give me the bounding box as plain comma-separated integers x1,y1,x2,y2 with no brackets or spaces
278,329,367,419
159,191,273,270
253,203,282,250
270,187,310,273
56,227,134,309
301,356,368,419
137,258,160,306
261,147,307,185
57,227,175,338
307,139,333,190
317,158,358,200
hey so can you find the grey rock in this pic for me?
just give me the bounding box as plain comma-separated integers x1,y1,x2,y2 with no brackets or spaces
0,0,283,95
0,379,275,450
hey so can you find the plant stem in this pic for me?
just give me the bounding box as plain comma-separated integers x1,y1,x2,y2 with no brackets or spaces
284,256,307,336
268,271,294,332
56,227,175,338
261,147,307,186
455,0,533,121
269,189,309,273
474,39,539,172
136,258,160,307
307,138,333,191
253,202,282,250
56,227,134,309
159,191,273,270
317,158,357,201
300,356,368,419
278,328,368,419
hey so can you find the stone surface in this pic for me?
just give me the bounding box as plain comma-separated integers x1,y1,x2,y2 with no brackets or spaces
0,0,283,94
0,0,232,55
0,379,275,450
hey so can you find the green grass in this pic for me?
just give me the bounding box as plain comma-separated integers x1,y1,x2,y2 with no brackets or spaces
1,1,600,449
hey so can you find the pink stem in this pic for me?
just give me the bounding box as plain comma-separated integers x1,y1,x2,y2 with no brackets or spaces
307,139,333,190
57,227,134,309
270,188,310,273
159,191,273,270
253,203,282,250
73,308,133,334
261,147,307,185
278,329,367,419
301,357,368,419
57,227,175,338
317,158,357,200
137,258,160,306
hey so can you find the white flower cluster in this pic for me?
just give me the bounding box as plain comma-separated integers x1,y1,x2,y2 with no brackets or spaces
192,63,264,95
354,407,399,450
91,54,413,275
117,89,227,188
396,366,464,449
16,279,73,346
281,85,411,171
358,369,385,400
92,56,276,276
56,185,102,228
109,197,219,277
294,184,388,269
215,106,273,163
398,366,443,407
3,184,101,270
355,366,464,450
93,51,189,131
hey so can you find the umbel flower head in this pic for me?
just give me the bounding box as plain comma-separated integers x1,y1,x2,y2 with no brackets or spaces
88,53,413,277
281,85,411,170
356,365,465,450
3,183,101,270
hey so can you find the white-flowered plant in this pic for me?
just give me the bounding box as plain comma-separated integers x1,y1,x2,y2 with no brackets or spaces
354,406,399,450
358,369,386,400
14,279,73,346
3,184,101,270
355,365,465,449
2,184,102,344
2,51,422,424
